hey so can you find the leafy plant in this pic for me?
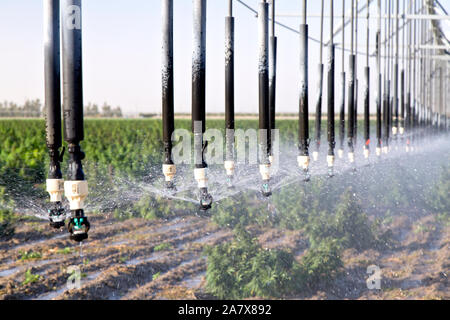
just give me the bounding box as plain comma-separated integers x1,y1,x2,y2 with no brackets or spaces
22,269,41,285
154,242,173,252
19,250,42,261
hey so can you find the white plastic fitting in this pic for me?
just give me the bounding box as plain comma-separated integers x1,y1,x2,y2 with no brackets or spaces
312,151,319,162
363,148,370,159
64,180,88,211
376,147,382,156
405,145,410,153
259,163,271,181
382,146,389,154
224,160,235,177
338,149,344,159
268,155,274,165
162,164,176,182
46,179,64,202
327,155,335,168
194,168,208,189
348,152,355,163
399,127,404,135
392,127,398,135
297,155,310,171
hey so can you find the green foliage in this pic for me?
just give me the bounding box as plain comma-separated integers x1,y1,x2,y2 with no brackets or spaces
0,208,15,239
19,250,42,261
205,226,343,299
298,239,343,286
427,165,450,225
57,247,73,255
153,242,173,252
152,272,161,281
22,269,41,285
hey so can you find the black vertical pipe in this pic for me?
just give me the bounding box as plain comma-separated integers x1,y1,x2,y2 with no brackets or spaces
348,55,356,153
269,0,277,157
44,0,63,180
225,2,235,163
192,0,207,168
62,0,85,182
258,1,270,163
298,1,309,159
339,0,345,155
393,0,399,139
364,66,370,150
376,0,382,151
353,0,359,147
327,0,335,162
314,0,325,158
162,0,174,166
347,0,355,155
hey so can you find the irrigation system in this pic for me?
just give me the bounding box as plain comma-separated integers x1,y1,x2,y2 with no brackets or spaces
42,0,449,242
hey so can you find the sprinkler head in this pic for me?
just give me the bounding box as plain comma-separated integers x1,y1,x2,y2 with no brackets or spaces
68,210,90,242
165,180,176,190
261,181,272,197
327,155,335,178
312,151,319,162
48,202,65,229
199,188,213,211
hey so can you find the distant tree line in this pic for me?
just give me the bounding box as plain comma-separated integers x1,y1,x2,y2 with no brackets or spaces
0,100,123,118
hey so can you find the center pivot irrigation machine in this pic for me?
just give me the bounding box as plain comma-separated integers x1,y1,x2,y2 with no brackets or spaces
43,0,449,242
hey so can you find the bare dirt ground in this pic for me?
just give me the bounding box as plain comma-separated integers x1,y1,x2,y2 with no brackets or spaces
0,208,448,300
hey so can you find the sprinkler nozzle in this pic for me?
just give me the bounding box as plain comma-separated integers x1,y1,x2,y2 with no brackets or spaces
338,149,344,159
348,152,355,163
163,164,176,189
48,202,65,229
327,155,335,178
46,179,64,202
224,160,235,177
312,151,319,162
399,127,404,135
363,148,370,159
199,187,213,211
259,164,272,197
297,155,310,181
382,146,389,154
268,155,274,165
392,127,398,135
68,209,90,242
405,145,410,153
376,147,382,156
261,181,272,197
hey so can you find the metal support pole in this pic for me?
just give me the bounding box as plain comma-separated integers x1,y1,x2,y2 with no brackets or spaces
44,0,65,229
225,0,235,180
298,0,310,177
61,0,90,242
269,0,277,161
259,0,272,196
338,0,346,158
313,0,325,162
347,0,356,164
363,0,370,158
162,0,176,189
376,0,382,155
327,0,336,176
192,0,212,210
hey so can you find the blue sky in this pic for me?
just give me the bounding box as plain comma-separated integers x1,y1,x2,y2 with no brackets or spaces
0,0,448,115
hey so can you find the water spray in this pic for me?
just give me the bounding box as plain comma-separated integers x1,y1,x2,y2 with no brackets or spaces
162,0,176,190
298,0,310,181
225,0,235,184
44,0,65,229
258,0,272,197
193,0,212,210
327,0,336,177
62,0,90,242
